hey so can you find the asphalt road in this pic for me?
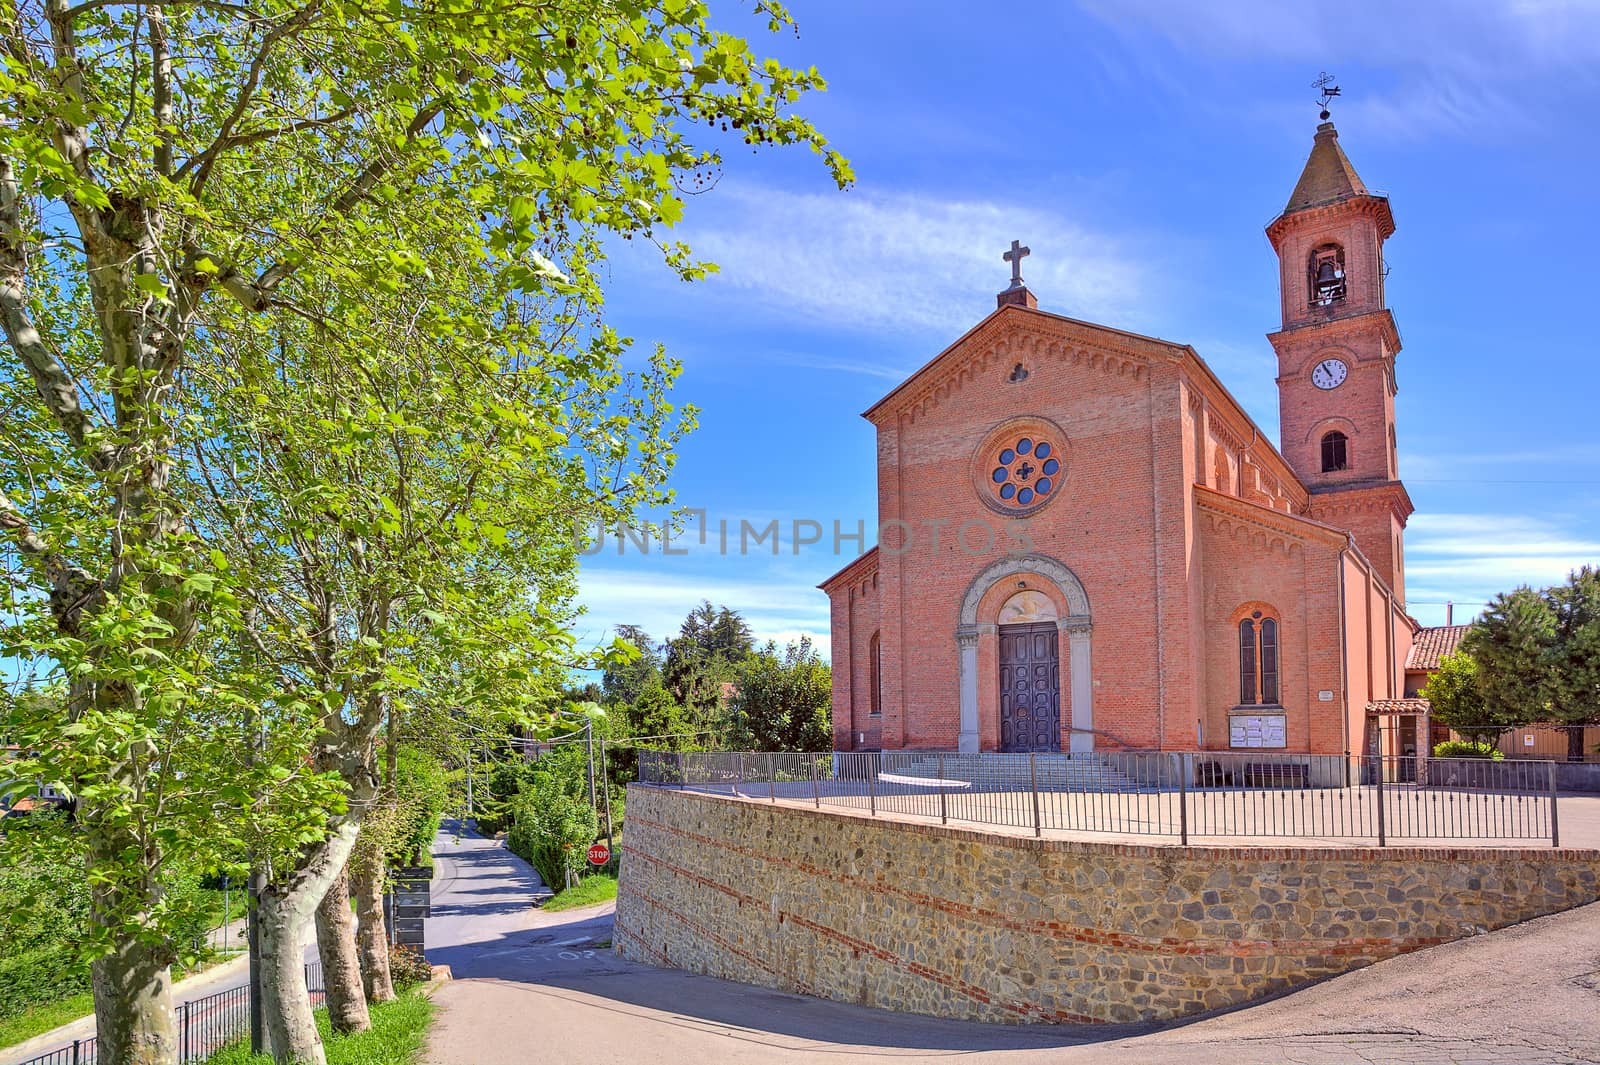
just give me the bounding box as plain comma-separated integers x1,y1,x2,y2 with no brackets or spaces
424,821,1600,1065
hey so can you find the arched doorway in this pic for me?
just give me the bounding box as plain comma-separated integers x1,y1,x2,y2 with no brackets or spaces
956,554,1093,754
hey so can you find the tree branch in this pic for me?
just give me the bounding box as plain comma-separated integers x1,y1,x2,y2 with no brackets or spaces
198,99,445,312
0,157,113,469
0,484,102,632
177,0,324,191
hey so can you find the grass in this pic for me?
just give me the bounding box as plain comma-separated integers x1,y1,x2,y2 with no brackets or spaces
539,873,617,912
202,989,435,1065
0,888,244,1053
0,990,96,1049
0,952,250,1052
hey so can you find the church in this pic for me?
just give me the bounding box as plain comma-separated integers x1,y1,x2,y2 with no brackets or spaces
821,120,1431,760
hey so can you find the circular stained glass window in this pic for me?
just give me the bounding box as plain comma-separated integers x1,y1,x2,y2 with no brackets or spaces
988,434,1061,511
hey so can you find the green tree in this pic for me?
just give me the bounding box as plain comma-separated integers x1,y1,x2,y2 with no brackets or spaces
604,624,663,708
1461,587,1554,727
1421,651,1518,746
1545,566,1600,761
730,637,831,752
0,0,848,1056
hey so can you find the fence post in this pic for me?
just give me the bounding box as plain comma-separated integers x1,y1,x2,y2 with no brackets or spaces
71,1039,81,1065
868,753,877,817
938,753,948,825
1549,761,1561,848
811,755,820,808
1177,753,1189,846
180,1000,190,1063
768,752,777,803
1343,749,1350,788
1029,753,1041,837
1375,759,1387,847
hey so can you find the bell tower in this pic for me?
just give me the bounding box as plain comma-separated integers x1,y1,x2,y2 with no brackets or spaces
1267,120,1412,601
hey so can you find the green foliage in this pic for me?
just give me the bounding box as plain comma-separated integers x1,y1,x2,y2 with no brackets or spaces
385,945,435,990
0,989,98,1049
0,948,90,1022
505,749,599,889
1433,740,1505,760
1462,569,1600,760
603,625,663,708
1464,587,1557,725
1545,566,1600,759
540,874,617,913
2,0,847,1039
200,990,434,1065
729,637,832,752
386,749,448,868
1421,652,1520,744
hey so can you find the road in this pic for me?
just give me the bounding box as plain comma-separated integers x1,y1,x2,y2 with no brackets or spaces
424,821,1600,1065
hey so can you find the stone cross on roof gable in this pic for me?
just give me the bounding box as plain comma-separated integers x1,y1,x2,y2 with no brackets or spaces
1002,239,1030,290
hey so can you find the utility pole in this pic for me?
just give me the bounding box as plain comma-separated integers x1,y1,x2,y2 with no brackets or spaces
599,738,614,851
584,720,599,820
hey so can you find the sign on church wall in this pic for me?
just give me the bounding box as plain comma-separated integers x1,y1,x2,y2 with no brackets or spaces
1229,714,1288,749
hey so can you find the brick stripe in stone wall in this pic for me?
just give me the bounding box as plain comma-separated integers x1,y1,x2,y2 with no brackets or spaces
614,786,1600,1025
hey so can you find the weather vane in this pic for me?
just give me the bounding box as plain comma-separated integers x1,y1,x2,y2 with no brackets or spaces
1312,71,1341,121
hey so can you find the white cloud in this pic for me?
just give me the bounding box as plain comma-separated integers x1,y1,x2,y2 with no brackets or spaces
668,183,1154,338
1405,512,1600,618
1077,0,1600,139
572,565,833,659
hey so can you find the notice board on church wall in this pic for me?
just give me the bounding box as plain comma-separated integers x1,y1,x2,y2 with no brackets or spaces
1229,714,1287,749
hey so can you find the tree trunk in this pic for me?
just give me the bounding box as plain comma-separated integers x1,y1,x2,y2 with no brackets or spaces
84,783,177,1065
89,935,176,1065
351,839,395,1003
1568,724,1586,763
313,861,370,1034
258,821,361,1065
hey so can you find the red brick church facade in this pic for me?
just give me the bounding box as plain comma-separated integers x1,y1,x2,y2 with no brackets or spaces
821,122,1421,758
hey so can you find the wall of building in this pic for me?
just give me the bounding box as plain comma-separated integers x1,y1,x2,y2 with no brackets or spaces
616,787,1600,1026
1194,503,1347,753
825,557,882,750
870,316,1165,750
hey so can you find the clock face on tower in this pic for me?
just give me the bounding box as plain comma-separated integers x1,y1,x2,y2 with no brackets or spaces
1311,357,1348,390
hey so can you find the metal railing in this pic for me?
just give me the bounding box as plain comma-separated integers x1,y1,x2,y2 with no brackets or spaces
636,750,1562,846
12,962,325,1065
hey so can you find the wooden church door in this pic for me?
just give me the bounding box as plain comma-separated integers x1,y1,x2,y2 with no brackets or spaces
998,622,1061,752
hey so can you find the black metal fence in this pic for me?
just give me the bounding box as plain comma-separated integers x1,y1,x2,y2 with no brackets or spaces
12,962,325,1065
637,750,1563,846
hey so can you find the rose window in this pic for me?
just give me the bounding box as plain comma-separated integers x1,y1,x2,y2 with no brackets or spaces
989,436,1060,508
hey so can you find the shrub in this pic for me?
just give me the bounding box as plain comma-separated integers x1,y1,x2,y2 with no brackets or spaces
0,946,89,1020
506,770,599,891
387,944,435,989
1433,739,1505,760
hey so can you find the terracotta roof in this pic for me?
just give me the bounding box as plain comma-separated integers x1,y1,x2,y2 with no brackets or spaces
1285,122,1370,212
1367,698,1430,716
1406,625,1471,671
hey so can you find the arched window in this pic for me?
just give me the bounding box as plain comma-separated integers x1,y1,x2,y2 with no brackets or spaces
1238,614,1280,706
868,632,882,716
1321,430,1348,472
1309,243,1346,307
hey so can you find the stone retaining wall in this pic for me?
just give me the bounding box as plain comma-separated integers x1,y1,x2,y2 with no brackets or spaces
614,785,1600,1024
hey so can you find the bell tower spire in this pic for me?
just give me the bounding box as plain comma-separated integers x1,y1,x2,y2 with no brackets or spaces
1267,112,1412,602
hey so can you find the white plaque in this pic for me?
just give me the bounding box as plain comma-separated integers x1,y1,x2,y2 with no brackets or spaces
1229,714,1287,749
1318,690,1334,702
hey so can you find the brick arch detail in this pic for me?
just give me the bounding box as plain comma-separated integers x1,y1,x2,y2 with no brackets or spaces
954,553,1094,754
1303,414,1359,446
957,553,1090,629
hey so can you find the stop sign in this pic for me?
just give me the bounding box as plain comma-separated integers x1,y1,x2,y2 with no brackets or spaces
586,842,611,866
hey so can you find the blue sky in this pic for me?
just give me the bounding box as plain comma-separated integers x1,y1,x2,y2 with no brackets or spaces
575,0,1600,659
